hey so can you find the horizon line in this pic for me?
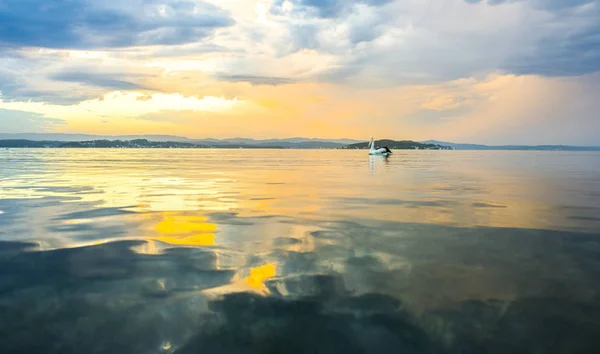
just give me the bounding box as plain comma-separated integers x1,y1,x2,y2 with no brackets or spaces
0,133,599,147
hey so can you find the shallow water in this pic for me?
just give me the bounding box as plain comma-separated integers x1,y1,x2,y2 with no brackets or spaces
1,149,600,354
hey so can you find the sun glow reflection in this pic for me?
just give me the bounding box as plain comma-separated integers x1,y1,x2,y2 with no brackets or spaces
153,214,217,246
244,264,277,291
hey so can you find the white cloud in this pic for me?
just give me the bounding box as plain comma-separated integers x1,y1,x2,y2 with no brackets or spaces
0,91,242,121
3,0,600,104
0,108,65,133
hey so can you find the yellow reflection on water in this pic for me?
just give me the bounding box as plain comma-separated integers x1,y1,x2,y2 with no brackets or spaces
153,214,217,246
244,264,276,291
2,149,595,242
200,263,277,297
155,233,215,246
155,214,217,234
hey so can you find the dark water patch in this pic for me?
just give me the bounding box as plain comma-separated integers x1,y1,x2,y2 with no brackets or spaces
178,288,441,354
271,250,320,275
472,202,507,208
435,186,480,192
569,216,600,221
272,237,302,247
332,292,404,314
316,244,355,260
346,255,389,273
266,274,348,299
0,240,38,253
207,212,241,219
339,197,453,208
342,255,408,296
0,289,210,354
56,207,138,221
310,230,349,241
0,240,235,296
47,223,129,241
250,197,275,201
0,240,144,293
206,212,258,225
558,205,599,211
161,247,222,270
2,218,600,353
0,241,234,354
305,220,600,309
314,220,368,231
422,297,600,354
8,185,96,194
207,213,285,226
0,197,81,211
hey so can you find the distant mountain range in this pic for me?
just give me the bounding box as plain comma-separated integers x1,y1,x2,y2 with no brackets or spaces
0,133,361,148
0,135,362,149
346,140,451,150
422,140,600,151
0,134,599,150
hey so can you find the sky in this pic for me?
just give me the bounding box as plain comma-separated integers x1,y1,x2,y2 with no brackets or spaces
0,0,599,144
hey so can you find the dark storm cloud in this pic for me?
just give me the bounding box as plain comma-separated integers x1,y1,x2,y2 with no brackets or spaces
0,0,235,49
531,0,595,9
466,0,600,77
466,0,594,10
505,23,600,76
1,63,127,104
270,0,394,18
0,69,85,104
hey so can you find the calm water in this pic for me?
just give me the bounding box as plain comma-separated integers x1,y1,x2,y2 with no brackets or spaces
1,149,600,354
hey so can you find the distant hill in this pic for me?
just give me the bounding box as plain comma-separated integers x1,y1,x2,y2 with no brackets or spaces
0,139,330,149
423,140,600,151
0,133,192,142
192,137,361,147
0,134,361,148
2,134,598,150
346,140,452,150
0,139,205,149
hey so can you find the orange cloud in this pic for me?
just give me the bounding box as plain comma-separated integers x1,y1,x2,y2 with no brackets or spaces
4,69,598,144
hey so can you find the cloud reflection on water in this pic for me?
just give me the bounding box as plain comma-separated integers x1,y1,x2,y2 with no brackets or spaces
1,149,600,353
1,216,600,353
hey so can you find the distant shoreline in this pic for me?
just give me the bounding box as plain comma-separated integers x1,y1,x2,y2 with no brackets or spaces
1,138,599,151
0,138,450,150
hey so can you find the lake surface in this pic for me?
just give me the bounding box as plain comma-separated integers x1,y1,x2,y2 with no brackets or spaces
1,149,600,354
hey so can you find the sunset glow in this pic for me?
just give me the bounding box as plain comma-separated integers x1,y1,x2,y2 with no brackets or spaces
1,0,599,144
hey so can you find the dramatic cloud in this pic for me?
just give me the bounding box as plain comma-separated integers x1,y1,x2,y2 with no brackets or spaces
0,49,162,103
465,0,600,77
0,0,234,49
466,0,594,10
50,71,151,91
270,0,394,18
213,75,295,86
0,0,598,144
253,0,600,86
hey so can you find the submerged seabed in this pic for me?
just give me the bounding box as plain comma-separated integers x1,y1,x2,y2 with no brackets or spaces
1,149,600,353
